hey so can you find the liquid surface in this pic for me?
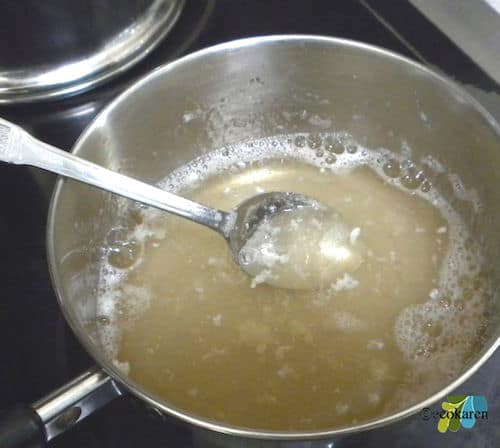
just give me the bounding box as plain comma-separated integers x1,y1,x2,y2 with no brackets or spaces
96,133,493,430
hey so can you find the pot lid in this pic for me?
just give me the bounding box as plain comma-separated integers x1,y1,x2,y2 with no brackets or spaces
0,0,184,104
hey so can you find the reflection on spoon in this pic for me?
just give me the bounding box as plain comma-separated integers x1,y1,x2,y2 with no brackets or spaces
237,197,365,290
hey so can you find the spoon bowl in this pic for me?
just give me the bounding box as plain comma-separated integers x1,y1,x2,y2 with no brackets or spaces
232,192,365,289
227,191,322,257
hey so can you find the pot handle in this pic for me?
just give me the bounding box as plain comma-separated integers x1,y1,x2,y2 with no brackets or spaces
0,367,122,447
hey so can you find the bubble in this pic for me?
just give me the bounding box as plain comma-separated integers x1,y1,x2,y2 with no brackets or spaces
420,180,432,192
239,251,251,266
324,135,345,154
315,149,324,158
294,135,306,147
423,320,442,337
401,169,425,190
324,136,334,151
401,159,414,170
108,240,141,269
346,143,358,154
97,315,111,326
105,228,142,269
439,297,451,309
307,134,322,149
106,227,126,244
382,159,401,178
325,155,336,164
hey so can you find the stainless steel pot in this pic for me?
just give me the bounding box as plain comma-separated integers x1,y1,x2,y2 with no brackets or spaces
1,35,499,447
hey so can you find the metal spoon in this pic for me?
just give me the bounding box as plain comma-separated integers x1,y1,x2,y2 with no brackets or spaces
0,117,363,289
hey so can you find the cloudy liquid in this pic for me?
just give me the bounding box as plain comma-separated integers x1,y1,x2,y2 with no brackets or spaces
96,133,493,430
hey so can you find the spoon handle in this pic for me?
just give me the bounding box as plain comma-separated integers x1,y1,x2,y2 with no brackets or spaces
0,118,228,235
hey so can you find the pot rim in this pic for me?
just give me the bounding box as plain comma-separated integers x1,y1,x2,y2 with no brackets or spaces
46,34,500,440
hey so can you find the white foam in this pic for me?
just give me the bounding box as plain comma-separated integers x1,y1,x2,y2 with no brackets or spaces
429,288,439,300
349,227,361,245
212,314,223,327
331,273,360,292
250,269,273,288
335,403,350,415
112,359,130,375
447,173,481,212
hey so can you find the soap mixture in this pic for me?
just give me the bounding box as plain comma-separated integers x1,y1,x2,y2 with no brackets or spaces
96,133,494,430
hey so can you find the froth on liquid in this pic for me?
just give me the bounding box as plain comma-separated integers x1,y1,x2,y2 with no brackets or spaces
96,133,494,430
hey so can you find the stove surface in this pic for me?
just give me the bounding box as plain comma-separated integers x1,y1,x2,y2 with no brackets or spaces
0,1,498,447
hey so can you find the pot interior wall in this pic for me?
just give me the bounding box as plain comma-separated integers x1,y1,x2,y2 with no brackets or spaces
50,37,500,423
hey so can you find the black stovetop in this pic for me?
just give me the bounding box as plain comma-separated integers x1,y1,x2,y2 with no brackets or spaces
0,1,498,447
